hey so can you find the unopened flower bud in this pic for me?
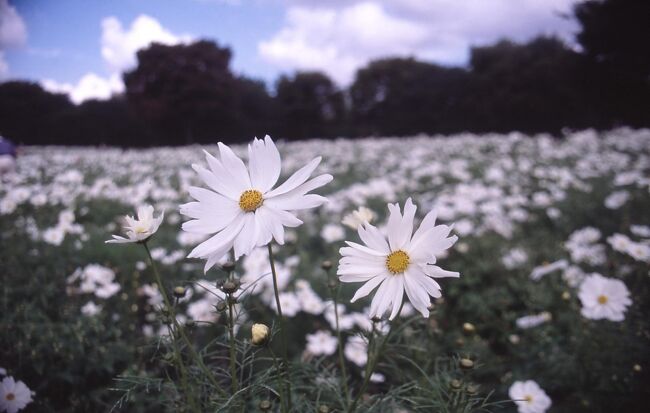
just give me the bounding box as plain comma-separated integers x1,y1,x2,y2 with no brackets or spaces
258,400,272,411
459,358,474,370
318,405,330,413
328,279,338,290
216,301,228,312
462,322,476,335
221,261,236,272
466,384,478,396
633,364,642,372
321,260,333,271
185,319,195,328
562,291,571,301
173,286,186,299
221,279,239,294
450,379,462,391
251,323,270,346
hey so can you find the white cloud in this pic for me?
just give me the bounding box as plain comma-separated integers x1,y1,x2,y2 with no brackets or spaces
0,0,27,48
261,0,581,85
101,14,192,73
41,14,191,104
42,73,125,104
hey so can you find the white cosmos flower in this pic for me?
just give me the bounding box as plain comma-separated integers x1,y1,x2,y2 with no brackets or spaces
337,198,459,320
578,273,631,321
181,136,332,271
508,380,551,413
0,376,33,413
105,205,164,244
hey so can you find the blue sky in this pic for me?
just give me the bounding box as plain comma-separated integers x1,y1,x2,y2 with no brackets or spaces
1,0,582,103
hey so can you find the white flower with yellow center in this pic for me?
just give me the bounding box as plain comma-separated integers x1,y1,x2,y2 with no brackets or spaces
337,198,459,320
578,273,631,321
0,376,33,413
105,205,164,244
181,135,332,271
508,380,551,413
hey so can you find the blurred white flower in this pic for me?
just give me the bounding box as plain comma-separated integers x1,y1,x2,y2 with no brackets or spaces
344,335,368,367
530,260,568,281
106,205,164,244
320,223,345,242
180,136,332,271
516,312,551,329
306,330,337,356
0,376,33,413
81,301,102,316
604,190,629,209
342,206,376,230
578,273,631,321
630,225,650,238
502,248,528,270
508,380,551,413
338,198,459,320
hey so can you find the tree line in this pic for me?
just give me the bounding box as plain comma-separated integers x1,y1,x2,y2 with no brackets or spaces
1,0,648,146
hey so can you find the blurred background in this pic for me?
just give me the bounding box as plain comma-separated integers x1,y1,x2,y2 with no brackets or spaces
0,0,648,147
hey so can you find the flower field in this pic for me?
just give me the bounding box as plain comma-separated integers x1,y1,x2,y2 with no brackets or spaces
1,129,649,412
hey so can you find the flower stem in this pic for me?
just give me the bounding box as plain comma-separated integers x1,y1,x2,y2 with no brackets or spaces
267,243,292,411
269,348,288,413
227,294,239,395
327,272,350,406
143,242,228,398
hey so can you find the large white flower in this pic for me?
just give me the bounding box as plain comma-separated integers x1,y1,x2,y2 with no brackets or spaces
508,380,551,413
0,376,33,413
337,198,459,320
181,136,332,271
105,205,164,244
578,273,631,321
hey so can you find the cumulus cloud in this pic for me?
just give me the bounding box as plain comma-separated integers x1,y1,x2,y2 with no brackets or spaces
42,73,125,104
42,14,191,104
0,0,28,78
101,14,192,73
261,0,580,85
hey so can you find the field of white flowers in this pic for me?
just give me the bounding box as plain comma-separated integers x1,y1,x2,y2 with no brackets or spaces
1,129,649,413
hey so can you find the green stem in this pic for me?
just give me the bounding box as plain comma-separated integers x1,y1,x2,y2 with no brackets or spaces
328,275,350,406
269,348,288,413
267,243,292,411
227,294,239,395
143,242,228,398
348,302,403,413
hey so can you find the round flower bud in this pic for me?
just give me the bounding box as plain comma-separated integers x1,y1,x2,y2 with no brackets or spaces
173,286,187,299
459,358,474,370
462,322,476,336
221,261,236,273
221,279,240,294
562,291,571,301
258,400,272,411
185,319,196,328
251,323,270,346
328,279,338,290
633,364,642,372
466,384,478,396
321,260,333,271
216,301,228,312
318,405,330,413
450,379,462,391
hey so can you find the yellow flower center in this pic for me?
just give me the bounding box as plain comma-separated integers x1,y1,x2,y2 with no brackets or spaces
6,393,15,401
134,225,149,234
597,294,608,305
386,250,410,274
524,394,533,403
239,190,264,212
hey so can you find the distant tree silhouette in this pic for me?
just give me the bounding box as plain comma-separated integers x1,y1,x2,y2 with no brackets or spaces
274,72,345,139
574,0,650,126
0,81,72,145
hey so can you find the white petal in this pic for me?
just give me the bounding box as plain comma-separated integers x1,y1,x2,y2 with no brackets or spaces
358,223,390,253
403,273,430,317
233,213,259,259
248,135,281,193
218,142,252,190
265,157,322,198
187,213,245,259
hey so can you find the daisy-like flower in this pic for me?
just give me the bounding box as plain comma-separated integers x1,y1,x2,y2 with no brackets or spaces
337,198,458,320
508,380,551,413
181,136,332,271
105,205,164,244
0,376,33,413
578,273,631,321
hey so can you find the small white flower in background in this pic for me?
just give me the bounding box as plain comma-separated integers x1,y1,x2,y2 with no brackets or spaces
529,259,568,281
502,248,528,270
630,224,650,238
607,233,631,252
338,198,459,320
0,376,33,413
180,135,332,271
320,223,345,242
562,265,586,287
106,205,164,244
306,330,337,356
81,301,102,316
516,312,552,329
0,368,5,376
508,380,551,413
342,206,376,230
344,335,368,367
578,273,631,321
604,190,629,209
274,292,301,317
